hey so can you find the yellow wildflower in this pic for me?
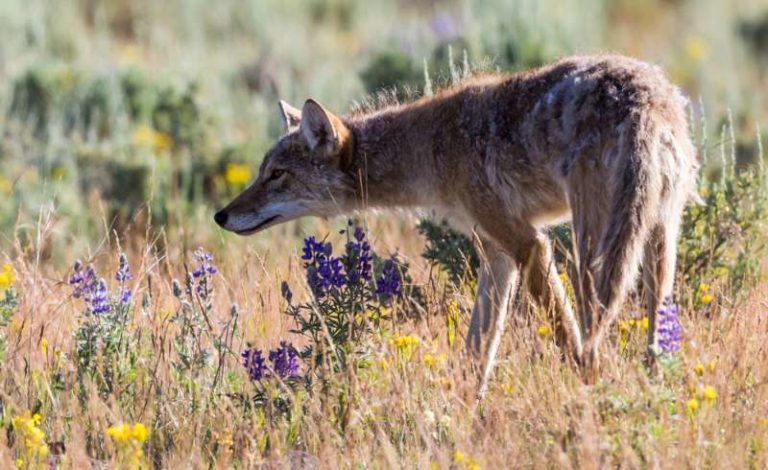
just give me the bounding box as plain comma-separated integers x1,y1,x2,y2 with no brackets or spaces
558,272,568,284
537,324,552,339
0,264,15,288
687,398,700,415
15,459,23,468
502,383,515,396
224,163,252,188
701,385,717,402
107,422,148,444
618,320,630,348
638,317,649,331
391,334,419,360
133,125,172,153
454,450,480,470
107,423,149,468
107,423,132,442
424,353,446,369
131,423,148,443
708,360,716,372
694,363,704,376
12,411,49,464
40,338,48,357
697,283,714,304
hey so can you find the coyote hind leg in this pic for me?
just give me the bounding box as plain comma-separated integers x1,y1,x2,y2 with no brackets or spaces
568,155,657,381
522,233,583,363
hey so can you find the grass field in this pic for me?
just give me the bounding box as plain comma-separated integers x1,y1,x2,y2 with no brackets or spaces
2,0,768,467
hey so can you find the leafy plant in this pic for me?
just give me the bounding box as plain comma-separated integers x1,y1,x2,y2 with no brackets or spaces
69,254,137,399
417,219,479,285
677,125,768,302
283,222,409,376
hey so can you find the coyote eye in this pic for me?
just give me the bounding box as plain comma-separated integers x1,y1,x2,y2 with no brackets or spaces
268,169,286,181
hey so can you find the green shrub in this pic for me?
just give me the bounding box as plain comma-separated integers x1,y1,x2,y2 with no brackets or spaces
677,158,768,301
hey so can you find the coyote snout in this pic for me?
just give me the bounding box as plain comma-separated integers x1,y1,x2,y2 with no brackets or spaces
217,54,698,392
215,99,357,235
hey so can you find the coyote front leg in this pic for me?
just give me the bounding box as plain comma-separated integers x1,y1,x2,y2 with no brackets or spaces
466,242,519,398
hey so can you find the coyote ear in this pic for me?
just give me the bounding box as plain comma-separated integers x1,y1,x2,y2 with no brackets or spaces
278,100,302,132
300,99,349,156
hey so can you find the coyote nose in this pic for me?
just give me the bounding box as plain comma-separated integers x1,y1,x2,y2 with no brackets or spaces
214,210,228,226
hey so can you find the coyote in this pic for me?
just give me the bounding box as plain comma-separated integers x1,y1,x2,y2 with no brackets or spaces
215,54,698,389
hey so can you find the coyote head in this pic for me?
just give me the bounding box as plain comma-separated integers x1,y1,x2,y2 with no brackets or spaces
214,99,356,235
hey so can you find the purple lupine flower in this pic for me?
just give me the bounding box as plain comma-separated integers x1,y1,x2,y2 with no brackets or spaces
115,253,133,282
302,236,332,264
376,259,402,302
657,298,682,354
269,341,300,378
242,348,267,381
115,253,133,306
302,236,316,261
344,225,372,284
69,261,111,314
330,259,344,287
192,248,217,278
358,241,372,282
89,278,111,314
69,261,96,299
303,235,346,298
307,256,344,297
191,248,217,300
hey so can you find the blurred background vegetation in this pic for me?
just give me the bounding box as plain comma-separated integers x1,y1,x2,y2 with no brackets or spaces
3,2,768,466
0,0,767,262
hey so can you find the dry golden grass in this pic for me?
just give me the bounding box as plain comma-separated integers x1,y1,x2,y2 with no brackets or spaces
1,216,767,468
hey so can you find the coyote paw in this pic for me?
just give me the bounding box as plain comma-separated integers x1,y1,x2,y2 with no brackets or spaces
577,343,600,384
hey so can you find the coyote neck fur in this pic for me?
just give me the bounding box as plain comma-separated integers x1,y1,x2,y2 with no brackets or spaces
345,90,473,211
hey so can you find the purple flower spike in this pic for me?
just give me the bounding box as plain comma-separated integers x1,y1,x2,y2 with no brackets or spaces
69,261,111,314
192,248,217,278
89,278,111,314
242,348,267,381
115,253,133,306
657,297,682,354
191,248,217,300
376,259,402,302
269,341,300,378
115,253,133,282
